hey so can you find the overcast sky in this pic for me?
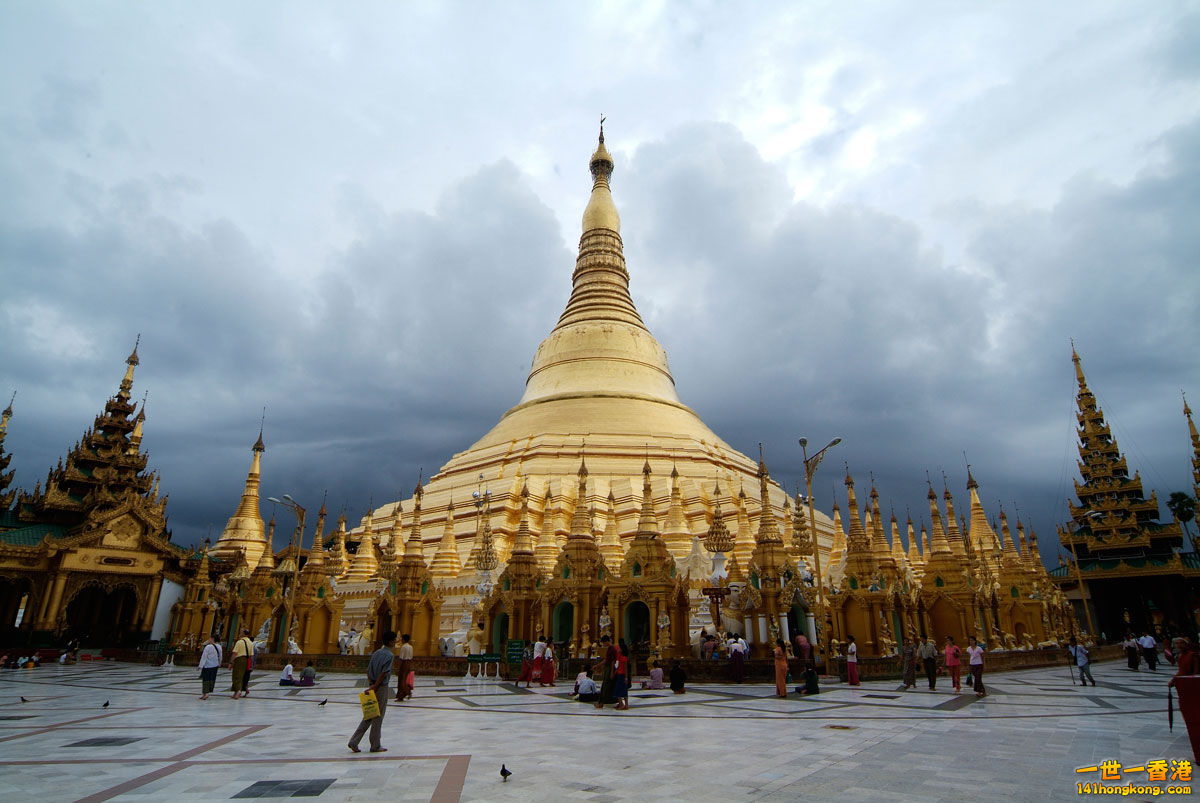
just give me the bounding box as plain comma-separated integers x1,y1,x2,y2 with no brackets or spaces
2,2,1198,564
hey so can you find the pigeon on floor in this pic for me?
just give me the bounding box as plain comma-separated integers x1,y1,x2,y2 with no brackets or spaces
20,697,29,703
318,699,328,706
102,701,110,708
500,764,512,782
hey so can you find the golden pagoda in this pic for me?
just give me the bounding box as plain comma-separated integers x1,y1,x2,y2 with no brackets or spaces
1051,347,1193,637
0,341,191,648
344,125,838,645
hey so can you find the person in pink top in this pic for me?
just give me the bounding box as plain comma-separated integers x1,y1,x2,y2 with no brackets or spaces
943,635,962,692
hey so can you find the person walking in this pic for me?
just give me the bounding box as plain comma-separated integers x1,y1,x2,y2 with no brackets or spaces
901,640,917,690
1068,637,1096,686
394,634,413,701
730,634,746,683
773,638,789,698
943,636,962,692
197,635,221,700
614,639,630,710
229,629,255,699
1140,631,1159,671
595,634,617,709
541,640,557,687
530,635,546,687
917,635,937,690
966,636,986,697
348,630,397,754
846,635,860,686
1123,633,1141,670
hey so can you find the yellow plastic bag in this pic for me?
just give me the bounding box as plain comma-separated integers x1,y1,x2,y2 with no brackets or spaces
358,689,380,720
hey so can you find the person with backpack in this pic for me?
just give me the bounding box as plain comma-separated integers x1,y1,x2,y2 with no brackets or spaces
1068,637,1097,686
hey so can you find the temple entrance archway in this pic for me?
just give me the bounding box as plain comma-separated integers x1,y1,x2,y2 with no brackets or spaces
927,598,959,643
491,612,509,654
623,601,650,650
553,601,574,644
65,583,139,647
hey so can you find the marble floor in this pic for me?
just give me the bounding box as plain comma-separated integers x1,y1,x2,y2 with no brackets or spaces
0,659,1191,801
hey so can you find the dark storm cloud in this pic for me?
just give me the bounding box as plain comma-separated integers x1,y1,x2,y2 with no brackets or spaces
0,157,569,545
618,121,1200,550
2,4,1198,565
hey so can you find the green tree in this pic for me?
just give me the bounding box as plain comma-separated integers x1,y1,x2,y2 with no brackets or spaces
1167,491,1197,542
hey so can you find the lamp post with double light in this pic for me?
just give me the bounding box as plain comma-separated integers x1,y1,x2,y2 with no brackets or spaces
799,436,842,665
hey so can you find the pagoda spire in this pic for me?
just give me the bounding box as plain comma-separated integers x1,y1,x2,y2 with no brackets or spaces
1061,347,1178,554
635,460,659,537
405,482,426,559
255,517,276,572
430,498,462,579
926,483,952,555
662,463,691,557
569,459,595,540
966,468,999,560
305,498,326,571
703,481,733,555
535,482,559,571
598,489,623,567
212,429,268,565
344,509,379,582
329,511,349,578
754,447,782,545
511,481,535,555
1186,393,1200,496
119,334,140,400
515,126,681,411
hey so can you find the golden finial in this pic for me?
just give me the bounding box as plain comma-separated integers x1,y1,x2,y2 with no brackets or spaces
253,406,266,452
127,333,141,366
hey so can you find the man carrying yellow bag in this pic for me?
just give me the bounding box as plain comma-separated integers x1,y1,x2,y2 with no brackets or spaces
348,630,397,754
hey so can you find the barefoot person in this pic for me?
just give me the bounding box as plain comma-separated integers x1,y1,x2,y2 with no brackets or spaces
943,636,962,693
229,629,254,699
773,638,789,698
394,634,413,701
348,630,397,754
846,635,860,686
966,636,986,697
197,635,221,700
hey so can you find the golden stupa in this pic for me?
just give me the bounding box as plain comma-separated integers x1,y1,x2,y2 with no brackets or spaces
340,126,834,633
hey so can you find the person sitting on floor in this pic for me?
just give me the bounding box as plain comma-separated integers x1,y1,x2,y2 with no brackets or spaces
279,662,296,686
641,660,665,690
669,659,687,694
296,660,317,686
572,668,589,695
797,662,820,695
574,668,600,703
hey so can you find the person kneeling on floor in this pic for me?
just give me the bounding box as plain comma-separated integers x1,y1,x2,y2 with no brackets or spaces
573,668,600,703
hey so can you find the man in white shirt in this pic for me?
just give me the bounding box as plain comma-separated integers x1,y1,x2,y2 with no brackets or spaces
197,636,222,700
1068,637,1096,686
1139,632,1159,671
279,662,295,686
395,634,415,701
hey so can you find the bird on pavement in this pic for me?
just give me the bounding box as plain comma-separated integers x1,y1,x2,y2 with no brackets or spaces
500,764,512,782
20,697,29,703
318,699,328,706
102,701,110,708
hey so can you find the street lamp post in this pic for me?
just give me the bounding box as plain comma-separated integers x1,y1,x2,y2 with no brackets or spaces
266,494,306,653
799,436,842,666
